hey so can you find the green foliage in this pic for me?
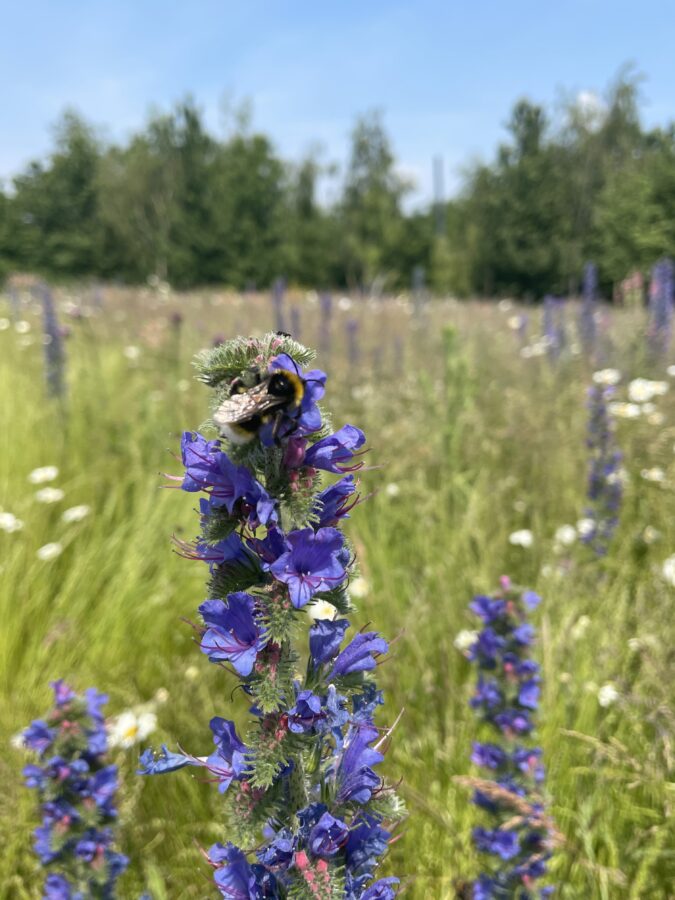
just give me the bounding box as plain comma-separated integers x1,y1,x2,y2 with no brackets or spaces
339,111,409,291
4,73,675,296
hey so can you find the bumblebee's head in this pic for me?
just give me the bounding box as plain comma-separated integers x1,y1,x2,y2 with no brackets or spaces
267,370,304,407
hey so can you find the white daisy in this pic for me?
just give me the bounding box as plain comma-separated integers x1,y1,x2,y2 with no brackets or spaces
28,466,59,484
62,505,90,523
0,511,24,533
509,529,533,548
661,554,675,586
107,710,157,749
453,629,478,653
36,542,63,561
306,599,338,622
348,577,370,600
35,487,65,504
554,525,577,547
597,682,620,708
592,368,621,386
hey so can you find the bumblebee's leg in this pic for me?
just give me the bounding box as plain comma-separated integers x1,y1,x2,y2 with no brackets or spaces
271,410,285,445
271,405,301,445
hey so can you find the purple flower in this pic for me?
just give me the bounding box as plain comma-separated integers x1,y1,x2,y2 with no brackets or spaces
138,745,195,775
330,632,388,678
336,725,383,804
286,691,323,734
473,875,496,899
303,425,366,473
510,855,550,882
84,688,108,722
473,827,520,861
194,532,255,572
75,828,112,862
180,431,277,526
179,431,223,492
313,475,357,527
199,593,267,676
270,527,347,608
208,842,259,899
361,878,400,900
86,766,118,812
322,685,350,734
309,619,349,667
513,623,535,646
257,828,295,871
84,721,108,758
345,814,391,873
50,679,76,707
43,874,74,900
23,764,47,790
469,595,506,623
469,628,506,667
513,747,545,781
470,676,503,710
308,811,350,858
522,590,541,610
518,679,540,709
248,527,288,566
515,658,539,678
23,721,55,755
471,742,507,770
494,708,532,735
34,822,58,864
205,718,248,792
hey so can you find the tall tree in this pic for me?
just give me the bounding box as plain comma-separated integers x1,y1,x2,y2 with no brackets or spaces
339,112,408,291
11,111,103,277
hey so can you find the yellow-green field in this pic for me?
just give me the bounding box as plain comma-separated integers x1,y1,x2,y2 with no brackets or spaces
1,288,673,898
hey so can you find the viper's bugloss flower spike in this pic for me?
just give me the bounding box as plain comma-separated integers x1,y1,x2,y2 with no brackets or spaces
145,332,404,897
37,282,67,398
21,680,128,897
647,258,674,356
461,582,555,898
579,261,598,355
583,384,622,556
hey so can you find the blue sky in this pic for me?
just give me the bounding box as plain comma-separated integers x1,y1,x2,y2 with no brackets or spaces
2,1,675,205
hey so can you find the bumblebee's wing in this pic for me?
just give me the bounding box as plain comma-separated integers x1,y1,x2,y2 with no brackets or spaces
213,382,285,427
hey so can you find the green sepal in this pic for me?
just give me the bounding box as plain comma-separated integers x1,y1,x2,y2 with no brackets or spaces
246,720,300,789
287,862,345,900
201,507,238,543
225,780,285,847
247,641,298,714
194,333,315,388
367,787,407,824
207,558,266,599
258,593,298,645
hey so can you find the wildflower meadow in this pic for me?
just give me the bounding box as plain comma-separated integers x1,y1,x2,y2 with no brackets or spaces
1,284,674,897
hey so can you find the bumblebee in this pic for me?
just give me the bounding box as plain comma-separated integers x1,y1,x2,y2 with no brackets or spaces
213,364,305,444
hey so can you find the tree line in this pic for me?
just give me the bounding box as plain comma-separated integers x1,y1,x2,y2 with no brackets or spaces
1,72,674,298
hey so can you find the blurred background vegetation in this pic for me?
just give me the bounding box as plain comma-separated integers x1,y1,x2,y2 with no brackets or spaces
2,71,675,298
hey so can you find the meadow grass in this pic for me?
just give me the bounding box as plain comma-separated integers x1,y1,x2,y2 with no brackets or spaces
0,289,673,897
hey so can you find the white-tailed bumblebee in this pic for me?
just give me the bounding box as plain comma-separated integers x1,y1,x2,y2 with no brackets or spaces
213,364,305,444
